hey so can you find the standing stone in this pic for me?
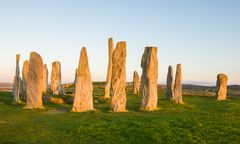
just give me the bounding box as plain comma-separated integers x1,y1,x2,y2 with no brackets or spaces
73,68,78,94
174,64,183,104
51,61,62,95
140,47,158,111
110,41,127,112
12,77,15,97
72,47,93,112
13,54,21,104
216,73,228,100
103,38,114,99
42,64,48,94
166,65,174,99
74,68,78,85
22,60,29,99
19,77,23,96
25,52,44,109
133,71,140,95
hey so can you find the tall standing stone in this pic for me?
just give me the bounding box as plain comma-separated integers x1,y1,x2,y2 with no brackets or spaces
110,41,127,112
51,61,62,95
166,65,174,99
13,54,21,104
19,77,23,96
216,73,228,100
103,38,114,99
72,47,93,112
74,68,78,85
133,71,140,95
140,47,158,111
22,60,29,99
174,64,183,104
42,64,48,94
73,68,78,94
25,52,44,109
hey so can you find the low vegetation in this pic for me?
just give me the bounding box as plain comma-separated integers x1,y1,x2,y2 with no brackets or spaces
0,83,240,144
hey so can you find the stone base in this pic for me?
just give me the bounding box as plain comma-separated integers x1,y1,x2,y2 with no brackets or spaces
71,108,94,113
140,107,160,112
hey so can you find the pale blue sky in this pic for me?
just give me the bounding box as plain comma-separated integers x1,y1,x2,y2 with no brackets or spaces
0,0,239,85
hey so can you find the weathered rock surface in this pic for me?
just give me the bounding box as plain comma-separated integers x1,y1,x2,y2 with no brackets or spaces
140,47,158,111
216,73,228,100
22,60,29,99
25,52,44,109
51,61,62,95
103,38,114,99
166,65,174,99
72,47,93,112
174,64,183,104
13,54,21,104
110,41,127,112
42,64,48,94
133,71,140,95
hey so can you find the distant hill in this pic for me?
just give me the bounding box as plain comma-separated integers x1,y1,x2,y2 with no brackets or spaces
228,85,240,90
158,84,214,91
166,84,239,91
0,83,12,91
1,82,239,90
182,84,214,90
0,83,12,88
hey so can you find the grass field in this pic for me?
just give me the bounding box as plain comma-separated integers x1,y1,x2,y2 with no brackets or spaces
0,86,240,144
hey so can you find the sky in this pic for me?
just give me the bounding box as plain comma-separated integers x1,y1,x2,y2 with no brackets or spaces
0,0,239,85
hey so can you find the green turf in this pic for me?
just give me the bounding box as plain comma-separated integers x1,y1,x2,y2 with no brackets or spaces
0,88,240,144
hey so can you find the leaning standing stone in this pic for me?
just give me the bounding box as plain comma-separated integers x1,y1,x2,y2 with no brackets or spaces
25,52,44,109
216,73,228,100
110,41,127,112
174,64,183,104
51,61,62,95
13,54,21,104
103,38,114,99
22,60,29,99
166,65,174,99
42,64,48,94
133,71,140,95
72,47,93,112
140,47,158,111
